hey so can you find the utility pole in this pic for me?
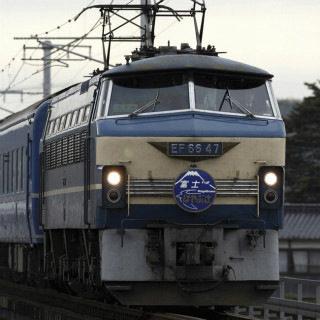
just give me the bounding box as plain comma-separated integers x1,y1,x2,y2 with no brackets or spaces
42,41,51,98
140,0,153,48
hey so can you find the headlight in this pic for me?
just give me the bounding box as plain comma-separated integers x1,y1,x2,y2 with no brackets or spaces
259,166,284,210
102,166,126,208
264,172,278,186
107,171,121,186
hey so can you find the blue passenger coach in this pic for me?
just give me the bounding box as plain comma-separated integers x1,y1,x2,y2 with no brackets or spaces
0,101,48,245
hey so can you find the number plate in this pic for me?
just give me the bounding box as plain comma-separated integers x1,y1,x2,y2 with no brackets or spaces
168,142,222,156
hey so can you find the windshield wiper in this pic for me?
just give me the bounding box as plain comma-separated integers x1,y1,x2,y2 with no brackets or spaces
129,90,160,117
219,88,255,118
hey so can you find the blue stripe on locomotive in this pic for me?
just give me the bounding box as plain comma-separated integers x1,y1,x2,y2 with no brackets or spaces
96,112,285,138
96,204,283,230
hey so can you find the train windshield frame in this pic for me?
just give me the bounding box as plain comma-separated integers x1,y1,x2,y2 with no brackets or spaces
97,72,281,119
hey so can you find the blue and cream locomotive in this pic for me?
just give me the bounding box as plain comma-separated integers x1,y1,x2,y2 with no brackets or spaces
0,1,285,308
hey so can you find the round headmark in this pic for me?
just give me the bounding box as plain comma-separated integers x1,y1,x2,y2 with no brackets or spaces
174,169,216,213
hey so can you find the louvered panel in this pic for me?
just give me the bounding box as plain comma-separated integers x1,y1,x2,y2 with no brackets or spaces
45,143,51,170
74,132,81,163
80,131,87,162
215,179,258,196
50,141,56,169
56,139,62,168
68,134,74,164
128,179,174,196
62,136,68,166
127,179,258,197
44,130,88,170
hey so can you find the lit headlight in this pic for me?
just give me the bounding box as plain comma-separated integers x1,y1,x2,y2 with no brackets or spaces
102,165,126,208
259,166,284,210
107,171,121,186
264,172,278,186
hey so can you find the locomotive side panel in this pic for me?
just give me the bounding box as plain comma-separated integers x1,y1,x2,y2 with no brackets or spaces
41,78,99,229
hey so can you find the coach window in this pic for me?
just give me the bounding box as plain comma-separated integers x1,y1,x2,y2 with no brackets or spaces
20,147,24,191
1,155,3,192
6,154,9,193
5,154,8,194
13,149,18,192
0,154,2,194
3,154,6,194
10,150,14,193
9,151,12,193
17,149,20,192
4,154,8,194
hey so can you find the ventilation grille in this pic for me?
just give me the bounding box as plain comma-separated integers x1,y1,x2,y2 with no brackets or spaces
45,131,87,170
128,179,257,197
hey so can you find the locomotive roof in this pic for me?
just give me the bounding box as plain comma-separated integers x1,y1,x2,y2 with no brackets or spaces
104,54,273,79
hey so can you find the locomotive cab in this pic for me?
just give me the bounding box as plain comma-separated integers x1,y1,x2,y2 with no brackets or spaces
96,55,280,120
92,52,285,306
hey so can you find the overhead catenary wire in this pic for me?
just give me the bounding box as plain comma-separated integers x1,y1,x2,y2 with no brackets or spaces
1,0,140,98
0,11,101,102
0,0,98,98
0,0,190,117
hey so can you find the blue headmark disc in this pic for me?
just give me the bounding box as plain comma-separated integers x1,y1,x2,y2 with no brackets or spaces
174,169,216,213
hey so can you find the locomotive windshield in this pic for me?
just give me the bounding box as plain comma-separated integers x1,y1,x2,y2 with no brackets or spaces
98,72,280,118
107,73,189,116
194,73,274,117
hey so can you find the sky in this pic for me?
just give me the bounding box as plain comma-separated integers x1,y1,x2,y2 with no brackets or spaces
1,0,320,119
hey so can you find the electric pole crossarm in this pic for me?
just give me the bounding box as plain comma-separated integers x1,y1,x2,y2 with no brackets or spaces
74,3,181,22
36,41,104,65
14,37,101,40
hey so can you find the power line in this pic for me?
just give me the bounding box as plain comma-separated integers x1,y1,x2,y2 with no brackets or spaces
0,0,97,73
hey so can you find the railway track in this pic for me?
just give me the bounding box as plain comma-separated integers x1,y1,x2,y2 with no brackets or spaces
0,279,263,320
